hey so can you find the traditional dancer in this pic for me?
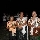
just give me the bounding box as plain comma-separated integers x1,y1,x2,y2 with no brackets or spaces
7,16,16,40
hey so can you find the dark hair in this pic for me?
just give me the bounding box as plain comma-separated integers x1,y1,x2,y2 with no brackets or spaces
9,16,14,20
32,11,36,13
19,11,24,14
10,16,13,17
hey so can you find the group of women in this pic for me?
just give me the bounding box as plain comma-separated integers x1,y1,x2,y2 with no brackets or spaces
7,11,40,40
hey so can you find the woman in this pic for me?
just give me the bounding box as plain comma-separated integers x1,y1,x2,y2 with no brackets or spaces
28,11,39,40
7,16,16,40
16,12,27,40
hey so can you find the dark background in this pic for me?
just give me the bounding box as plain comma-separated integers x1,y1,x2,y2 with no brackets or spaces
0,0,40,22
0,0,40,40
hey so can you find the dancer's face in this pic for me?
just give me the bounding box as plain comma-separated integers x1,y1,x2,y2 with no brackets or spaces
10,16,14,21
20,12,24,18
32,11,37,17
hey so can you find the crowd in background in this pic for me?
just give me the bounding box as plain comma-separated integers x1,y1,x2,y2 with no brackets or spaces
2,11,40,40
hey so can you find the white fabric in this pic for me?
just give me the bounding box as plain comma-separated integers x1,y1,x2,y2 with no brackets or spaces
21,26,26,35
17,17,27,25
38,18,40,23
8,21,16,36
35,30,38,34
9,21,16,31
12,28,16,36
17,17,27,35
3,15,6,21
28,17,38,27
28,17,38,35
30,27,34,35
